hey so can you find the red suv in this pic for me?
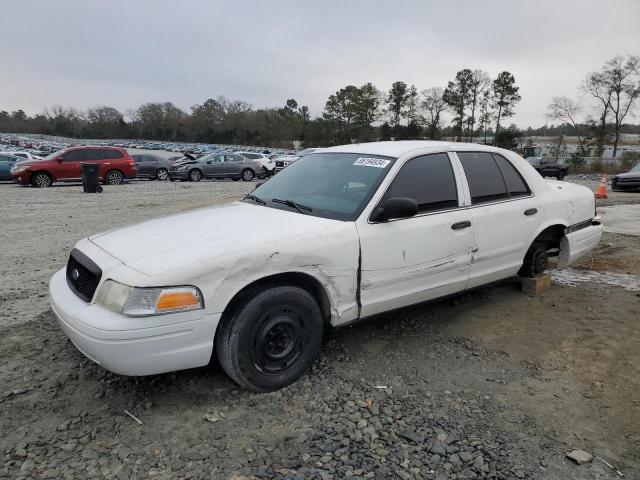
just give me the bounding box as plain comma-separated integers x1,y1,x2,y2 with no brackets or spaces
11,146,137,188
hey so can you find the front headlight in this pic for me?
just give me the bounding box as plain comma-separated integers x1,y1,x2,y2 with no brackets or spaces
95,280,203,316
11,166,29,174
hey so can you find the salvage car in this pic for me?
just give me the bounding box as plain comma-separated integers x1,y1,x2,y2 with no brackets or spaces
131,153,172,180
12,147,136,187
525,156,569,180
168,152,263,182
235,151,276,177
50,141,602,391
0,153,22,181
611,163,640,191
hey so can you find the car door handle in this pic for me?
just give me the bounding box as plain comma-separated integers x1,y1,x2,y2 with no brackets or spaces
451,221,471,230
524,208,538,216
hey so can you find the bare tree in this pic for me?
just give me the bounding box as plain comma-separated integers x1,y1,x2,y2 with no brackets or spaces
420,87,446,139
600,55,640,156
466,70,491,141
547,96,587,154
582,71,612,156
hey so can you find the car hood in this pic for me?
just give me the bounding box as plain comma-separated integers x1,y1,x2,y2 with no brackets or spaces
89,202,345,276
616,171,640,179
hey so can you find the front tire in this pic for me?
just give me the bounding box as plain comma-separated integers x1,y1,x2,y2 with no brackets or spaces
241,169,255,181
556,171,565,181
519,244,549,277
216,286,324,392
105,170,124,185
189,169,202,182
31,172,52,188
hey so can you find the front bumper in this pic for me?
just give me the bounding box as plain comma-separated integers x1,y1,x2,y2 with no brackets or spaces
49,268,219,376
12,172,32,185
169,170,190,180
612,178,640,190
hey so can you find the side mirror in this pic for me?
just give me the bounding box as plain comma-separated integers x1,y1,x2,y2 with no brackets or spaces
56,157,64,162
371,197,418,222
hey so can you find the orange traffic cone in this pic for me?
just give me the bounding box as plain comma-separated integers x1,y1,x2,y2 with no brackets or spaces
594,174,608,199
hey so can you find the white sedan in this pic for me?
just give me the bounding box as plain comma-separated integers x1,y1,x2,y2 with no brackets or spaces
50,141,602,391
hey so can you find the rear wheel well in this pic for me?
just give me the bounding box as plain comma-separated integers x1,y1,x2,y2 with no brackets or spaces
533,224,566,250
217,272,332,337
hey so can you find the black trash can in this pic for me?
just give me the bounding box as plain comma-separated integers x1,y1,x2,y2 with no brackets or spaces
81,163,102,193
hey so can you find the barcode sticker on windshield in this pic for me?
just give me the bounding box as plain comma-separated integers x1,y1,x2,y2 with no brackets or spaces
353,157,391,168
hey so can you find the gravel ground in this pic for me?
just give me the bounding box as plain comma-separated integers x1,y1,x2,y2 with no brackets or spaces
0,179,638,479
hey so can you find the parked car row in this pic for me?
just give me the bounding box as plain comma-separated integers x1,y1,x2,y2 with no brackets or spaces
4,145,279,187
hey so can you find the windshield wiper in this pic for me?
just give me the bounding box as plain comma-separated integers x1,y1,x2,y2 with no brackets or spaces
272,198,313,214
244,194,266,205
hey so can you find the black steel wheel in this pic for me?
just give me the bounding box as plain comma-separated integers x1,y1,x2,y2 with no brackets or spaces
216,285,324,392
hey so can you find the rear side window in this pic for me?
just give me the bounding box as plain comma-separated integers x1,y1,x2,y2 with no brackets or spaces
493,154,530,197
87,150,104,161
384,153,458,213
244,153,260,159
103,149,123,160
457,152,508,204
63,150,87,161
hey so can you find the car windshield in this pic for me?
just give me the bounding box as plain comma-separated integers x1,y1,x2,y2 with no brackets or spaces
249,153,395,220
43,150,63,160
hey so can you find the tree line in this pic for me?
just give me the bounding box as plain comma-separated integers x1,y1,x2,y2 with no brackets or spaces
0,69,521,148
546,54,640,157
1,56,638,154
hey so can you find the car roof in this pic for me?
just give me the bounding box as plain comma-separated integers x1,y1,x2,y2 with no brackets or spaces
65,146,124,151
320,141,499,158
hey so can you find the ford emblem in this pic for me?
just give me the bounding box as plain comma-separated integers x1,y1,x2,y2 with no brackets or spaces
71,269,80,281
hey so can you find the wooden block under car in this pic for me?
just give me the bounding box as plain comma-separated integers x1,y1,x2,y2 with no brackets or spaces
521,273,552,295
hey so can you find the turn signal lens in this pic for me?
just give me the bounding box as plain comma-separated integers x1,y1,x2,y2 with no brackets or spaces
157,289,201,312
121,286,203,316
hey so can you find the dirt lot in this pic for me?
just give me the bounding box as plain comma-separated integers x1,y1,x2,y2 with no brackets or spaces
0,178,639,480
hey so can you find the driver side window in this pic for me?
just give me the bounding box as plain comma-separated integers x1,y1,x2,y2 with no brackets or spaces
383,153,459,214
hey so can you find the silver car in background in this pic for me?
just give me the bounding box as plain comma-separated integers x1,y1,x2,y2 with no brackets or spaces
169,152,264,182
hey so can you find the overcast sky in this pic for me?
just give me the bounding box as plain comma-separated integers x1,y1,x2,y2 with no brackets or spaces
1,0,639,128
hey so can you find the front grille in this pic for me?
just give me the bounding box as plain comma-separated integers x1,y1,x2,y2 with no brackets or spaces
66,249,102,302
